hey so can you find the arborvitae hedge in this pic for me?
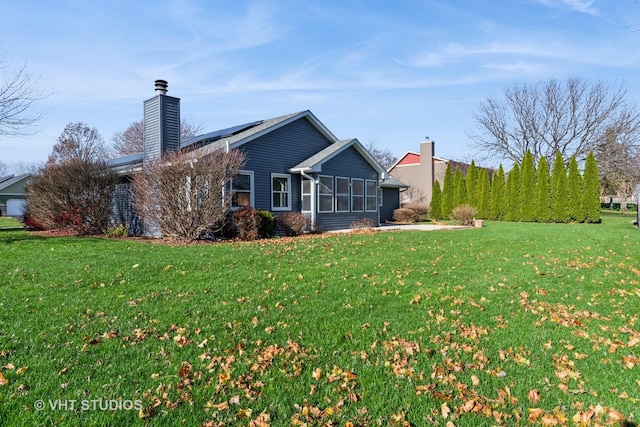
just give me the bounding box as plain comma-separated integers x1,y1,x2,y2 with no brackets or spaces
490,165,505,220
551,151,570,223
465,161,478,208
504,163,520,221
477,168,491,219
582,151,601,223
441,163,454,219
430,181,443,220
567,156,584,222
519,150,537,222
428,151,600,225
453,168,466,208
535,156,552,222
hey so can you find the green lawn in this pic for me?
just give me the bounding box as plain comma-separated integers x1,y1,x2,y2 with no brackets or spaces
0,214,639,426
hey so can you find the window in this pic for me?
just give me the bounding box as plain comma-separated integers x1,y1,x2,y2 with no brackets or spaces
318,175,333,213
366,180,378,212
271,174,291,211
351,178,364,212
301,177,312,212
336,177,350,212
231,171,253,208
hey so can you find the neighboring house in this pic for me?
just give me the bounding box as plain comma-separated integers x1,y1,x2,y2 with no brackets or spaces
0,173,30,217
388,141,482,205
109,80,408,235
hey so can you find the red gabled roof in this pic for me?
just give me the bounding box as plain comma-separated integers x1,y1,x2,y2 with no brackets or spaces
396,152,420,166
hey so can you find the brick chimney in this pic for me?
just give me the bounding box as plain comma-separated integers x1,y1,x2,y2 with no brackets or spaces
143,79,181,165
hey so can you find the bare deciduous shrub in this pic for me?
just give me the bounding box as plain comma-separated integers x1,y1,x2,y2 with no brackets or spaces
393,208,419,223
132,149,245,240
278,212,311,236
452,203,478,226
402,202,430,221
26,159,118,235
233,207,260,241
350,217,375,231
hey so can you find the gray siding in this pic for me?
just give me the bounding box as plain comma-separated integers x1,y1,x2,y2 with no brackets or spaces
241,117,333,211
380,187,400,223
110,180,143,236
143,95,180,164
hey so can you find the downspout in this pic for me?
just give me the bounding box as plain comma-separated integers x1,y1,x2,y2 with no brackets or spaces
300,170,316,230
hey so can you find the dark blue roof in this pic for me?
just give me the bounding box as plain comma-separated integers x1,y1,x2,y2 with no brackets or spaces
181,120,263,148
107,152,144,167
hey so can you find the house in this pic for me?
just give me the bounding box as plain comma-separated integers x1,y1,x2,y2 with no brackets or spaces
0,173,30,217
109,80,408,235
388,141,481,205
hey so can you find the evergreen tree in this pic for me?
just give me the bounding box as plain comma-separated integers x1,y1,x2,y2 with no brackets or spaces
535,156,552,222
582,151,601,223
567,155,584,221
519,150,537,222
551,151,570,223
453,168,466,207
504,163,520,221
477,168,491,219
490,164,506,220
430,180,443,220
441,163,455,219
466,161,479,208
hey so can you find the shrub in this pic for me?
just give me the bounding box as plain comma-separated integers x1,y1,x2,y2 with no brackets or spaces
233,207,260,240
452,204,478,226
350,217,375,231
105,224,128,238
257,210,277,238
278,212,311,236
402,202,430,221
393,208,419,223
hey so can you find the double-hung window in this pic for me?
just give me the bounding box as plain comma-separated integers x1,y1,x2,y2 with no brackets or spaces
351,178,364,212
230,171,253,208
318,175,333,213
271,174,291,211
335,177,350,212
301,177,312,212
366,180,377,212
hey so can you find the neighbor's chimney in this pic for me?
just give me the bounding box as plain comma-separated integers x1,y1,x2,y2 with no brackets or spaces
154,79,168,95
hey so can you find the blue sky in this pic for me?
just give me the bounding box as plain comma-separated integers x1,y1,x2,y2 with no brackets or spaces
1,0,639,171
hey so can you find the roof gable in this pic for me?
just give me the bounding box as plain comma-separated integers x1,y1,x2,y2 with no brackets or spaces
0,173,31,194
290,138,386,174
192,110,339,158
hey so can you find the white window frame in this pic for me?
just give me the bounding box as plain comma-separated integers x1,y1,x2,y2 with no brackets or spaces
351,178,364,212
230,170,254,209
366,179,378,212
335,176,350,212
271,173,292,211
318,175,334,213
301,177,312,212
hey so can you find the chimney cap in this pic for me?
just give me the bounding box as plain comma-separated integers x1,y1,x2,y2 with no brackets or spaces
154,79,168,95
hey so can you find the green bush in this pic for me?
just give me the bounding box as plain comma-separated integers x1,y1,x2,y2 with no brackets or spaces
257,210,277,238
105,224,128,238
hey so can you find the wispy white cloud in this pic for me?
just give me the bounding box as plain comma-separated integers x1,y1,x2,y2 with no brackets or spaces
532,0,599,16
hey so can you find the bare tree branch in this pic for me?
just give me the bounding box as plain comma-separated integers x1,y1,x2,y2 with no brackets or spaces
0,54,48,136
469,77,639,166
112,119,203,156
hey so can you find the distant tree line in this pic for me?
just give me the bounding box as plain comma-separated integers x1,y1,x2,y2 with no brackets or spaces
430,151,601,224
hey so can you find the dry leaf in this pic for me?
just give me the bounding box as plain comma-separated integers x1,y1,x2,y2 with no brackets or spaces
0,372,7,385
527,389,541,404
